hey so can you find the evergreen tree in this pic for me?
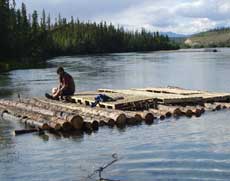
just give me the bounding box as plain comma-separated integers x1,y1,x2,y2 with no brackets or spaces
0,0,179,71
0,0,10,58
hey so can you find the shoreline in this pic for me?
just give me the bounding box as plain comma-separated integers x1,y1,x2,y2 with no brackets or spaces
1,47,223,73
0,59,47,73
0,48,180,73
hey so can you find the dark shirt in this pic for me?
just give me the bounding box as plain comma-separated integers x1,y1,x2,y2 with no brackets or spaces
59,72,75,93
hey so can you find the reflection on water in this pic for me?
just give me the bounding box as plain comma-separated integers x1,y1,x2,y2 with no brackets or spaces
1,48,230,180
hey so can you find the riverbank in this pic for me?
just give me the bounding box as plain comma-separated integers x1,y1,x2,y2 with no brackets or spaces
0,59,47,73
0,48,180,73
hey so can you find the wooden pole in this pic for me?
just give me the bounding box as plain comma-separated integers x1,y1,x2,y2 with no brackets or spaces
0,100,84,130
0,104,73,131
28,98,130,127
0,109,50,130
14,128,39,135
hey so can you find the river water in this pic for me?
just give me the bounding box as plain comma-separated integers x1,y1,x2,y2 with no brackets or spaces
1,49,230,180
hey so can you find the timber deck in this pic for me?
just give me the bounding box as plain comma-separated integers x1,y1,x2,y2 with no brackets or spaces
71,87,230,110
71,91,157,110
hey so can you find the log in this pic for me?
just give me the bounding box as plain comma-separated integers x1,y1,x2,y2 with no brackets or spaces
108,119,115,127
133,114,143,123
159,114,166,120
116,111,142,125
219,103,230,109
0,104,73,131
0,110,50,130
14,128,39,135
99,120,107,126
149,109,172,119
0,100,84,130
109,113,126,126
23,98,127,126
126,111,154,124
204,103,219,111
157,105,183,116
92,121,99,131
41,98,129,126
0,105,50,130
126,116,141,125
213,103,225,110
185,106,203,117
196,105,205,114
82,122,93,132
140,111,154,124
68,115,83,130
182,108,193,117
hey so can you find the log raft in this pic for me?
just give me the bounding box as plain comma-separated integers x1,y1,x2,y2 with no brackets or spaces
1,87,230,135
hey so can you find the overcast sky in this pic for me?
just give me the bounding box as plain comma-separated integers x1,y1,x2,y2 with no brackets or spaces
16,0,230,35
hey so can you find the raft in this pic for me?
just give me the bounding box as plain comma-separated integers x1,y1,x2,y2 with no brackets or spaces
1,87,230,135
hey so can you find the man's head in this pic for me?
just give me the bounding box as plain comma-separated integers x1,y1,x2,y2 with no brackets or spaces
57,66,64,75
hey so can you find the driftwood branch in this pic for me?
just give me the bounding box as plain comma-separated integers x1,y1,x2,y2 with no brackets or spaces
88,154,121,181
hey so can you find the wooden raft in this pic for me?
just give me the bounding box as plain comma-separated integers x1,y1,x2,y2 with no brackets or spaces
1,87,230,135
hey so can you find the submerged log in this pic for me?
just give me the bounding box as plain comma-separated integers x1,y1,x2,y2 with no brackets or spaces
14,128,39,135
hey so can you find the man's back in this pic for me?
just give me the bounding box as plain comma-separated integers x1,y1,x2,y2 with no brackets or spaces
61,72,75,92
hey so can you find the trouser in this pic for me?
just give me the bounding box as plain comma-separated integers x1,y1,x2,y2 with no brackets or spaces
60,88,75,96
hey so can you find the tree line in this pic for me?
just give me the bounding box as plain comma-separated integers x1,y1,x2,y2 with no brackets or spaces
0,0,179,69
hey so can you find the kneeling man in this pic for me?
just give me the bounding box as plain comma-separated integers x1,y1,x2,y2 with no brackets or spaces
46,66,75,100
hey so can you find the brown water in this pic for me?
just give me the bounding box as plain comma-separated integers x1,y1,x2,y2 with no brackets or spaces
1,48,230,180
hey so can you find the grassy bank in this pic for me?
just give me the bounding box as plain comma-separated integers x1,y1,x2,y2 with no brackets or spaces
184,28,230,48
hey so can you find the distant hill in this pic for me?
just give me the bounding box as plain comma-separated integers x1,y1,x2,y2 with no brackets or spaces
184,28,230,48
160,32,189,38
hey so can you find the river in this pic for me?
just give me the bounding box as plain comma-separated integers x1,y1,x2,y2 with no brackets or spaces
1,48,230,180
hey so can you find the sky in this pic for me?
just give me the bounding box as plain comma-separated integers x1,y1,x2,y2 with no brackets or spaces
16,0,230,35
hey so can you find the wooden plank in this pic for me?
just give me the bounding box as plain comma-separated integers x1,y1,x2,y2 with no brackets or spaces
97,89,117,93
72,91,157,110
100,89,203,104
73,88,230,109
199,93,230,102
132,87,205,95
